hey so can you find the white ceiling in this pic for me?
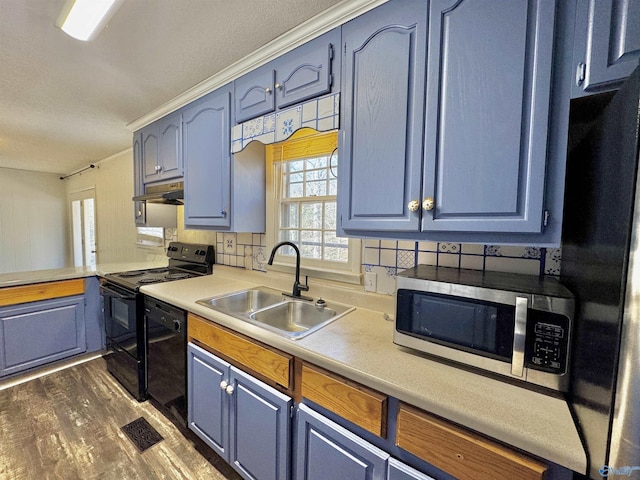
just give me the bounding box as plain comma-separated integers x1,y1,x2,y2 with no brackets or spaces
0,0,344,176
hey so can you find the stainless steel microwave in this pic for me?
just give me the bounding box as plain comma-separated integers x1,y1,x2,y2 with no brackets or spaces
393,265,574,392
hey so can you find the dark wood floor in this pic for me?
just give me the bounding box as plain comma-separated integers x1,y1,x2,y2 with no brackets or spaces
0,357,240,480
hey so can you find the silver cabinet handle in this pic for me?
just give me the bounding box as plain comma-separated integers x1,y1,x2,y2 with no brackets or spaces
265,87,272,94
220,209,227,217
275,82,282,90
511,296,528,377
220,380,228,390
225,384,234,395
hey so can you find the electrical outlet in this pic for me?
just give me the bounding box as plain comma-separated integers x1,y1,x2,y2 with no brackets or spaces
364,272,377,292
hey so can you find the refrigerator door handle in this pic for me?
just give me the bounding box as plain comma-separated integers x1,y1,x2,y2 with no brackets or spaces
511,296,528,378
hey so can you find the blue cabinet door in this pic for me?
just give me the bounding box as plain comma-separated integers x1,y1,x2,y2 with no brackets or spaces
235,66,276,123
132,131,146,226
183,86,232,228
388,458,435,480
157,111,183,180
338,0,427,233
275,28,339,110
573,0,640,96
0,296,86,377
229,366,292,480
422,0,555,234
187,343,230,460
294,404,389,480
141,123,160,183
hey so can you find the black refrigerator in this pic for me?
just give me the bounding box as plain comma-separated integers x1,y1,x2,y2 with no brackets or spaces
562,64,640,479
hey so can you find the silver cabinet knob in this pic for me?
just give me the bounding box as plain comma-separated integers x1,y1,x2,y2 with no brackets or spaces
265,87,272,94
423,196,435,211
225,384,234,395
275,82,282,90
408,200,420,212
155,165,162,172
220,380,228,390
220,209,227,217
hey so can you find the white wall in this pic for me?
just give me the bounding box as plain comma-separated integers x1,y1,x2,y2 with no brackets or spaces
0,168,68,273
65,150,164,264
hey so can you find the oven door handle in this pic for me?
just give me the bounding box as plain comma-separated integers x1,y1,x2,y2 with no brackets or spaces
100,284,137,301
511,296,528,378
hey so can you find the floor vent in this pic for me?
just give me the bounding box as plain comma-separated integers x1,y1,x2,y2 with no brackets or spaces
121,417,164,452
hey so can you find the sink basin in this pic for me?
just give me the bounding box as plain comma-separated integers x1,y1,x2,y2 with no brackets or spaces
196,286,284,315
196,287,354,339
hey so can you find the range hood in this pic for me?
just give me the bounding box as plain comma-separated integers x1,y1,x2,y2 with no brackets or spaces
133,181,184,204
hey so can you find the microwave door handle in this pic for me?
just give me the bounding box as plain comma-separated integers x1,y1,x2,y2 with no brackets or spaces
511,296,528,378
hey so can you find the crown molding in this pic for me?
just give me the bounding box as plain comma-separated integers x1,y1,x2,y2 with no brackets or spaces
126,0,388,132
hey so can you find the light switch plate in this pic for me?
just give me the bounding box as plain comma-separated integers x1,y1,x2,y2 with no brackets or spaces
364,272,377,292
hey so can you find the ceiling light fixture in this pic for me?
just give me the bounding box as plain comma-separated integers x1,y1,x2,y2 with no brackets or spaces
57,0,124,42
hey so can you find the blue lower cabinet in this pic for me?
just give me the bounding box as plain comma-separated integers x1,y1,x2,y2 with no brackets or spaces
188,342,230,457
187,343,292,480
388,458,436,480
0,295,86,377
294,404,389,480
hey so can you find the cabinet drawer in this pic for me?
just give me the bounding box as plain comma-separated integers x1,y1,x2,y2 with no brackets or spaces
188,313,292,389
0,279,85,307
301,363,387,437
396,404,547,480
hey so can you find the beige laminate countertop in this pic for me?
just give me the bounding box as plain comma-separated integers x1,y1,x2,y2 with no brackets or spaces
141,265,587,474
0,261,169,288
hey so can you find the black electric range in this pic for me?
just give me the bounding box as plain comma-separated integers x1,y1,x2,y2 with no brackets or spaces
100,242,214,401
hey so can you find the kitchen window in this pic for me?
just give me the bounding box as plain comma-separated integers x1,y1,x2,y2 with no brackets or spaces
266,130,361,283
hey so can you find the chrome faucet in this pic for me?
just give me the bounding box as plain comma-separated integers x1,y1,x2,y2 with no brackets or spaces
267,241,312,300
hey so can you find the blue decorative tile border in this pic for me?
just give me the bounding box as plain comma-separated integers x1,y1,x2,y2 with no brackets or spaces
363,241,562,278
231,93,340,152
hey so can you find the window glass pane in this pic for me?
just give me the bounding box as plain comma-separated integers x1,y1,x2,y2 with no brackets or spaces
306,181,326,197
287,160,304,172
288,183,304,198
324,202,336,230
281,204,299,228
301,203,323,229
329,178,337,195
305,169,327,181
324,231,349,262
286,172,304,184
306,157,327,169
301,230,322,259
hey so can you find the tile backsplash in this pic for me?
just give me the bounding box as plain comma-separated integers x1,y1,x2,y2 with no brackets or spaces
208,233,562,295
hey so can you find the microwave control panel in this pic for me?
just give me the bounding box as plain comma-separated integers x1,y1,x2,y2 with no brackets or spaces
525,312,570,374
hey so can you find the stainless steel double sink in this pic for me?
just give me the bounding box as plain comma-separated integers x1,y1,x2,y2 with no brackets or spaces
196,286,354,339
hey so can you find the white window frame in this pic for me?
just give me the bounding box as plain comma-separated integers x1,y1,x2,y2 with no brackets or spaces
265,131,362,284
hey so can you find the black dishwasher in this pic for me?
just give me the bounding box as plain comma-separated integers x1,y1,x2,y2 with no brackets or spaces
145,296,187,427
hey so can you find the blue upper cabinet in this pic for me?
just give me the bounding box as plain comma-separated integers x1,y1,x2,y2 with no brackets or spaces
157,112,183,180
235,28,340,123
141,111,183,184
572,0,640,97
422,0,555,234
141,123,160,183
338,0,428,232
235,66,276,124
182,86,232,229
339,0,565,245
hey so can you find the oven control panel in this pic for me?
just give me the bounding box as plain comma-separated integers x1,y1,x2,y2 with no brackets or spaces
167,242,214,263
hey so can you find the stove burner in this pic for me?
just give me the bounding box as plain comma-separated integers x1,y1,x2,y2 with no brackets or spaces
165,272,191,280
119,271,145,278
138,277,162,285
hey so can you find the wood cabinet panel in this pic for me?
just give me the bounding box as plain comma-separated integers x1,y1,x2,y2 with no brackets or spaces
301,363,387,437
0,279,85,307
396,403,547,480
188,313,292,388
